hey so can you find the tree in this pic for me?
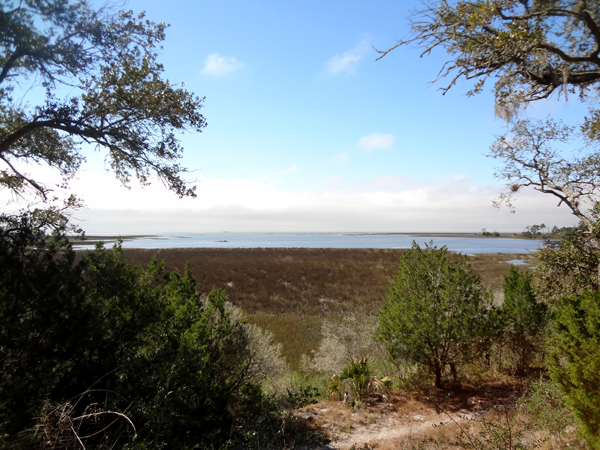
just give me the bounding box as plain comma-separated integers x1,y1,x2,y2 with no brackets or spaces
0,0,206,209
380,2,600,443
379,1,600,224
501,265,548,374
378,0,600,114
548,288,600,447
378,242,492,388
533,223,600,301
489,117,600,227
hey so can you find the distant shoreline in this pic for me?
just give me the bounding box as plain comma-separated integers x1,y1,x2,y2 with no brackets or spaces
69,235,158,246
70,232,526,246
348,232,522,239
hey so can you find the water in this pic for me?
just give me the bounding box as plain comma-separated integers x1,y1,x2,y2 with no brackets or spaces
76,233,543,254
505,259,532,265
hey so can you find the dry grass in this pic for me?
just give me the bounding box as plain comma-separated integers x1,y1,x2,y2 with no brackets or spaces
106,248,535,370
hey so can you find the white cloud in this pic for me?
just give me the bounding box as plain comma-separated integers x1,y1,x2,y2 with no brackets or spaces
201,53,244,77
59,175,578,234
331,151,349,163
324,37,370,75
357,133,395,153
0,162,579,234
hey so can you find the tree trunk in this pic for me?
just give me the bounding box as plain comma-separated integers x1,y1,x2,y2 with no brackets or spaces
435,365,442,389
450,363,458,384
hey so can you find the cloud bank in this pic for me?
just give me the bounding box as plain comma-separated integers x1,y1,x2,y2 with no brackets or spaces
0,164,578,234
64,176,580,234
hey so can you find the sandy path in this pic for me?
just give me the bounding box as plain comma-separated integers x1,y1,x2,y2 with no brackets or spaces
295,400,485,450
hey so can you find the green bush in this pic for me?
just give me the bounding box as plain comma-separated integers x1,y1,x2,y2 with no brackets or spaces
0,213,279,449
378,242,493,388
500,266,548,374
548,288,600,447
329,356,392,403
519,377,575,437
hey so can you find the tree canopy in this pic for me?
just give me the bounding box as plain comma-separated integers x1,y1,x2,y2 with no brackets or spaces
488,118,600,227
379,0,600,113
381,3,600,443
0,0,206,206
380,0,600,226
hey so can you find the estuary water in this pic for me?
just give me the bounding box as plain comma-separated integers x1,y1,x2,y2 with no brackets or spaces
76,233,543,254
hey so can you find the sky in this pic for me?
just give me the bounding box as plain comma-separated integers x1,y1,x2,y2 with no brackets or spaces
2,0,592,233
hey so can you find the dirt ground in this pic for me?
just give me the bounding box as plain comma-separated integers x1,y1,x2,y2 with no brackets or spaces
290,379,576,450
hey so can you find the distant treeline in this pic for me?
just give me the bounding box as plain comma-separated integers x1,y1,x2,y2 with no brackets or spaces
521,223,584,239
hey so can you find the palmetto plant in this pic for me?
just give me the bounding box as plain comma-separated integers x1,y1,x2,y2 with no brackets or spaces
341,357,372,400
328,356,393,403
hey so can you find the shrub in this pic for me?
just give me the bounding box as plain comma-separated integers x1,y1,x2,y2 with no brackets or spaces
519,377,575,437
500,266,548,374
301,314,387,376
378,242,493,388
0,213,286,449
548,288,600,447
328,356,393,403
454,407,530,450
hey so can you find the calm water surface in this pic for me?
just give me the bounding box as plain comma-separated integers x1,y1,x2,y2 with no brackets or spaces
77,233,543,254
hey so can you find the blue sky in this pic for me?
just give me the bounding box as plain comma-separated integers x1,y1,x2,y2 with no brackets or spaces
4,0,590,233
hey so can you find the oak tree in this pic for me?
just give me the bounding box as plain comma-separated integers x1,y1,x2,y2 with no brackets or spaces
379,0,600,113
0,0,206,208
488,117,600,228
380,1,600,223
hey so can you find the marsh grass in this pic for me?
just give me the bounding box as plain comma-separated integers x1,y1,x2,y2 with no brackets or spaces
112,248,534,370
245,313,322,368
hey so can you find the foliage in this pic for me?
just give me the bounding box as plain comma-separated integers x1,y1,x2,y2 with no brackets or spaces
0,0,205,206
0,214,285,449
519,377,575,437
481,228,500,237
285,380,322,410
548,288,600,447
124,248,530,372
454,407,530,450
378,242,493,388
379,0,600,112
520,223,581,239
243,322,289,386
380,1,600,223
500,265,548,374
521,224,547,239
533,224,600,304
229,386,287,450
339,357,373,401
301,314,388,376
488,118,600,224
0,212,85,437
327,356,393,406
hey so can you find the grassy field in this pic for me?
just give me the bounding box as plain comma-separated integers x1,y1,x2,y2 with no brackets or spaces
116,248,536,370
